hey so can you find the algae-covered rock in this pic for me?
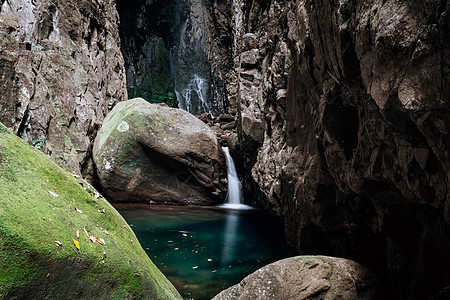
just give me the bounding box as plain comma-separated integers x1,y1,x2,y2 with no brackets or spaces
0,123,182,299
213,256,383,300
93,98,225,204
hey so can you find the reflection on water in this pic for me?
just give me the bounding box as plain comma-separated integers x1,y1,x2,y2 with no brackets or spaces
115,205,293,300
221,212,238,267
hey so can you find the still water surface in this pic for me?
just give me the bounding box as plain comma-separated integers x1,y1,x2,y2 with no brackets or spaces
115,205,293,299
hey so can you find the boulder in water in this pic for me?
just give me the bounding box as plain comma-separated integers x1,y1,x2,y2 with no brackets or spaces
93,98,225,204
213,256,383,300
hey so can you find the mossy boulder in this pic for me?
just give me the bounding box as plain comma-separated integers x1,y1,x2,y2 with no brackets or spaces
0,122,182,299
93,98,225,205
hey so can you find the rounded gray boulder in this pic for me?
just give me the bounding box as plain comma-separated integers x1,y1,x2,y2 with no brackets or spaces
213,256,383,300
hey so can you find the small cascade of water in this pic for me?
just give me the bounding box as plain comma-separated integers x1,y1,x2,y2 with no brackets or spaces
220,147,253,210
181,74,212,115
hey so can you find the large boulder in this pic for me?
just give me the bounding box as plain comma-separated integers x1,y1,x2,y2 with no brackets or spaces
93,98,225,204
213,256,383,300
0,122,181,299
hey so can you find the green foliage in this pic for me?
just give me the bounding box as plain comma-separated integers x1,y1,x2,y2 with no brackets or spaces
127,37,177,107
255,25,265,36
32,137,47,149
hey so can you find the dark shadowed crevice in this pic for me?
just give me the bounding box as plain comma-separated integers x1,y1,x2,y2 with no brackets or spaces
322,102,359,160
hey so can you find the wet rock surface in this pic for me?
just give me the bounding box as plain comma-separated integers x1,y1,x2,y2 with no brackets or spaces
93,98,226,204
0,0,127,180
213,256,383,300
225,0,450,298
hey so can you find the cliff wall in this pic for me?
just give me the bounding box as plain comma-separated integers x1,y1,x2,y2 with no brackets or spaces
0,0,126,179
227,0,450,298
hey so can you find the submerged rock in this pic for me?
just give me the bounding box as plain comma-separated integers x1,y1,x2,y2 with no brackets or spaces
0,122,181,299
213,256,383,300
93,98,225,204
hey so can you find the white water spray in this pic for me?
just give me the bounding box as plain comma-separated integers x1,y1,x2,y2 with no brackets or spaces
220,147,253,210
182,74,212,115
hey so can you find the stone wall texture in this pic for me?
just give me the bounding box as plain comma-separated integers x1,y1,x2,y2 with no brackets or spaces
0,0,127,179
225,0,450,299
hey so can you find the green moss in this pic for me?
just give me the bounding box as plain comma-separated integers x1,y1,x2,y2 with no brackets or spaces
126,37,177,107
0,122,182,299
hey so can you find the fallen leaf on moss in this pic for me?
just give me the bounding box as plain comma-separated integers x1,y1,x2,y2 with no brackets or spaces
95,237,103,245
84,227,89,238
55,240,62,247
76,230,80,239
75,208,83,214
73,239,80,250
89,235,96,243
98,209,105,213
48,191,59,197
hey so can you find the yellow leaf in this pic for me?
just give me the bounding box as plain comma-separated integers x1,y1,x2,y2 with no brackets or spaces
73,239,80,250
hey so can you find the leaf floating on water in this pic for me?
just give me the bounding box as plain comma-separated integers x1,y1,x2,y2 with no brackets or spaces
73,239,80,250
207,258,213,262
55,240,62,247
182,234,188,237
48,191,59,198
75,208,83,214
76,230,80,239
192,266,198,269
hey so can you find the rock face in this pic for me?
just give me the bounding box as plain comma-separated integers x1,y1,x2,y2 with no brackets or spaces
0,0,127,180
213,256,383,300
116,0,176,105
224,0,450,298
115,0,232,114
93,98,225,204
170,0,232,114
0,122,181,299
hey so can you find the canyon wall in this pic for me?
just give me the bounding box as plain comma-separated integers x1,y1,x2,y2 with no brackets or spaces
116,0,232,114
226,0,450,298
1,0,449,298
0,0,126,179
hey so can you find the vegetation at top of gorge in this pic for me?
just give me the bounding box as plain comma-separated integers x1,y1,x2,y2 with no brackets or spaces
0,123,181,299
126,37,177,107
116,0,179,107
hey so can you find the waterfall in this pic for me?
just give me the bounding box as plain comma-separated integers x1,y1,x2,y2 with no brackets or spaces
170,1,214,116
181,74,212,115
221,147,252,210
